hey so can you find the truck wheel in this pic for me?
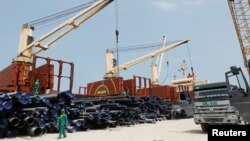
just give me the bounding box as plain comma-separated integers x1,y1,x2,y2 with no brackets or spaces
239,116,246,125
201,124,208,132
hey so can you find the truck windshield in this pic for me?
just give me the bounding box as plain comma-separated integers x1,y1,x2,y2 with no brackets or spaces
194,89,228,102
227,71,247,94
195,89,228,97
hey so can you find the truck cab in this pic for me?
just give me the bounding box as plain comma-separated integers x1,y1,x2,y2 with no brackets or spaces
193,66,250,132
225,66,250,124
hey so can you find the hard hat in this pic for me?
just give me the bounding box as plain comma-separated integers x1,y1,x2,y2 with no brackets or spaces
61,109,65,113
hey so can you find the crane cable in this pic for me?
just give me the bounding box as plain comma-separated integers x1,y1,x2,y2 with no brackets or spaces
162,42,193,84
186,42,194,76
28,0,97,27
162,56,170,84
115,0,120,77
109,41,179,52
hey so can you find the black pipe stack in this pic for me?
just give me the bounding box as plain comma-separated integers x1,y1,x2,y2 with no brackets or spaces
0,91,186,138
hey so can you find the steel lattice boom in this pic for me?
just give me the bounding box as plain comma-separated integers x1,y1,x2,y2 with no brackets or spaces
228,0,250,75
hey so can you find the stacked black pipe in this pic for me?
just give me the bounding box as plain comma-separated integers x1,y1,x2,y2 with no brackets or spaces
0,91,185,138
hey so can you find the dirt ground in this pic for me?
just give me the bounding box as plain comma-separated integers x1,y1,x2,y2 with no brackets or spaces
1,118,207,141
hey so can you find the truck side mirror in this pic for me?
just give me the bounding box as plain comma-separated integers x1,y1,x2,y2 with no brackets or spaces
230,66,240,75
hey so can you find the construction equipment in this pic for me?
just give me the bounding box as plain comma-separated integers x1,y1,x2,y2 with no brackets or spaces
228,0,250,75
193,66,250,132
194,0,250,132
151,35,167,86
101,38,194,117
16,0,114,63
193,1,250,127
104,39,189,78
227,2,250,123
104,35,177,86
0,0,114,93
86,37,192,100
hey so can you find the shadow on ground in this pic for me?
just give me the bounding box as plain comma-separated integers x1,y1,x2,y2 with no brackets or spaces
183,129,206,134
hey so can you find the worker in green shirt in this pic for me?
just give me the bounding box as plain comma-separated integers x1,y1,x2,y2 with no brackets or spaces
123,87,130,96
33,79,39,95
58,109,68,139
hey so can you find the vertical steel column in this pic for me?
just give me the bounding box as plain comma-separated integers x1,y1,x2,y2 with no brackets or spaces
144,77,147,96
46,57,52,92
148,78,152,96
69,63,74,93
57,60,63,92
132,75,136,96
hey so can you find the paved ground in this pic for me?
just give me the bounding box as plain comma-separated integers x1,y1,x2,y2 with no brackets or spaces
2,118,207,141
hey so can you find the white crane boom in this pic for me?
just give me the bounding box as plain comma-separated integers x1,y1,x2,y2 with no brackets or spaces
16,0,114,63
104,38,189,78
151,35,167,86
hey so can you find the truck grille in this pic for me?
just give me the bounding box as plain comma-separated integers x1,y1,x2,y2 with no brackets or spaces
203,118,223,122
197,106,228,114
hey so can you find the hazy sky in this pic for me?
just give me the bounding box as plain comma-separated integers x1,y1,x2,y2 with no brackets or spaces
0,0,246,93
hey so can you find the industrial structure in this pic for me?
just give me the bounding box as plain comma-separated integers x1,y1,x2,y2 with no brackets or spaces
0,0,189,138
0,0,114,94
192,0,250,132
86,37,191,101
228,0,250,75
1,0,250,139
171,60,208,94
